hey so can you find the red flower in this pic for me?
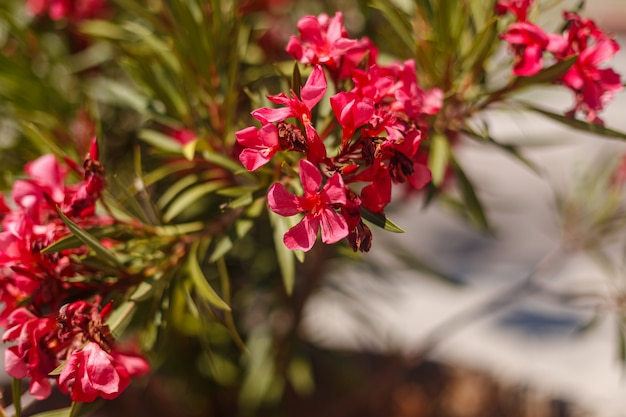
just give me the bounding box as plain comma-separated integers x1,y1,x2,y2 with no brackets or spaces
495,0,534,21
286,12,358,73
555,13,623,123
500,21,564,76
330,91,375,142
236,124,281,171
2,308,57,400
267,159,348,251
252,65,327,162
27,0,108,21
58,341,149,402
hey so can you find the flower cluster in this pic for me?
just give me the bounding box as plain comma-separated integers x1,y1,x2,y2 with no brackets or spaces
236,12,440,252
498,0,622,123
26,0,108,22
0,140,149,401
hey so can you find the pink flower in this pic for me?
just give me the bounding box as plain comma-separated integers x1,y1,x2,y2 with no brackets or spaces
3,308,57,400
252,65,327,162
555,13,623,123
168,128,196,146
495,0,534,21
27,0,108,21
356,163,392,213
58,341,149,402
267,159,348,251
286,12,359,73
235,124,281,171
330,91,375,142
391,60,443,118
500,22,564,76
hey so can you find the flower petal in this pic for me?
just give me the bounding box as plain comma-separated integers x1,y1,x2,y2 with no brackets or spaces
301,65,327,110
298,159,322,196
320,209,349,244
321,173,346,205
268,183,302,216
283,215,320,251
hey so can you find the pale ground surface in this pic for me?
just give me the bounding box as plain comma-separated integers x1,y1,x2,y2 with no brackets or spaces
303,13,626,417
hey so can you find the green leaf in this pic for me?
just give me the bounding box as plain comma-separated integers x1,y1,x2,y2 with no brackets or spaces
462,127,539,173
269,211,296,295
511,55,578,90
291,62,302,95
462,16,498,74
360,208,405,233
79,20,129,40
48,361,66,376
450,155,491,232
188,241,231,311
520,102,626,140
138,129,181,153
208,235,233,263
106,300,136,338
414,0,435,24
27,409,71,417
428,132,450,186
130,281,154,301
41,226,120,254
369,0,415,53
182,139,199,160
56,208,125,269
162,181,227,222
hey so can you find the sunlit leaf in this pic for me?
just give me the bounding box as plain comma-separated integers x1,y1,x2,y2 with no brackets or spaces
188,241,231,311
450,155,491,232
269,211,296,295
428,132,450,186
56,208,125,269
106,300,136,338
138,129,181,153
360,208,405,233
41,226,120,253
182,139,198,160
162,181,227,222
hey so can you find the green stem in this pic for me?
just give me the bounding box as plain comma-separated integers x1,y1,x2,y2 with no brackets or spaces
68,401,83,417
11,379,21,417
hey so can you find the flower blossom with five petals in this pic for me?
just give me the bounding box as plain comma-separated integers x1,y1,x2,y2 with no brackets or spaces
268,159,348,251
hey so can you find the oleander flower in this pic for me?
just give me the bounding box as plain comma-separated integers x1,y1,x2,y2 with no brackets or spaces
267,159,348,251
58,341,149,402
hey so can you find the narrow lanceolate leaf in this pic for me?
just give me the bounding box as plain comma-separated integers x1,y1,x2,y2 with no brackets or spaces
520,103,626,140
162,181,228,222
292,62,302,96
27,408,71,417
461,127,539,173
106,300,136,338
369,0,415,52
138,129,182,153
361,208,405,233
269,211,296,295
56,208,125,269
41,226,119,253
188,241,231,311
511,55,578,90
450,156,491,232
428,132,451,186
